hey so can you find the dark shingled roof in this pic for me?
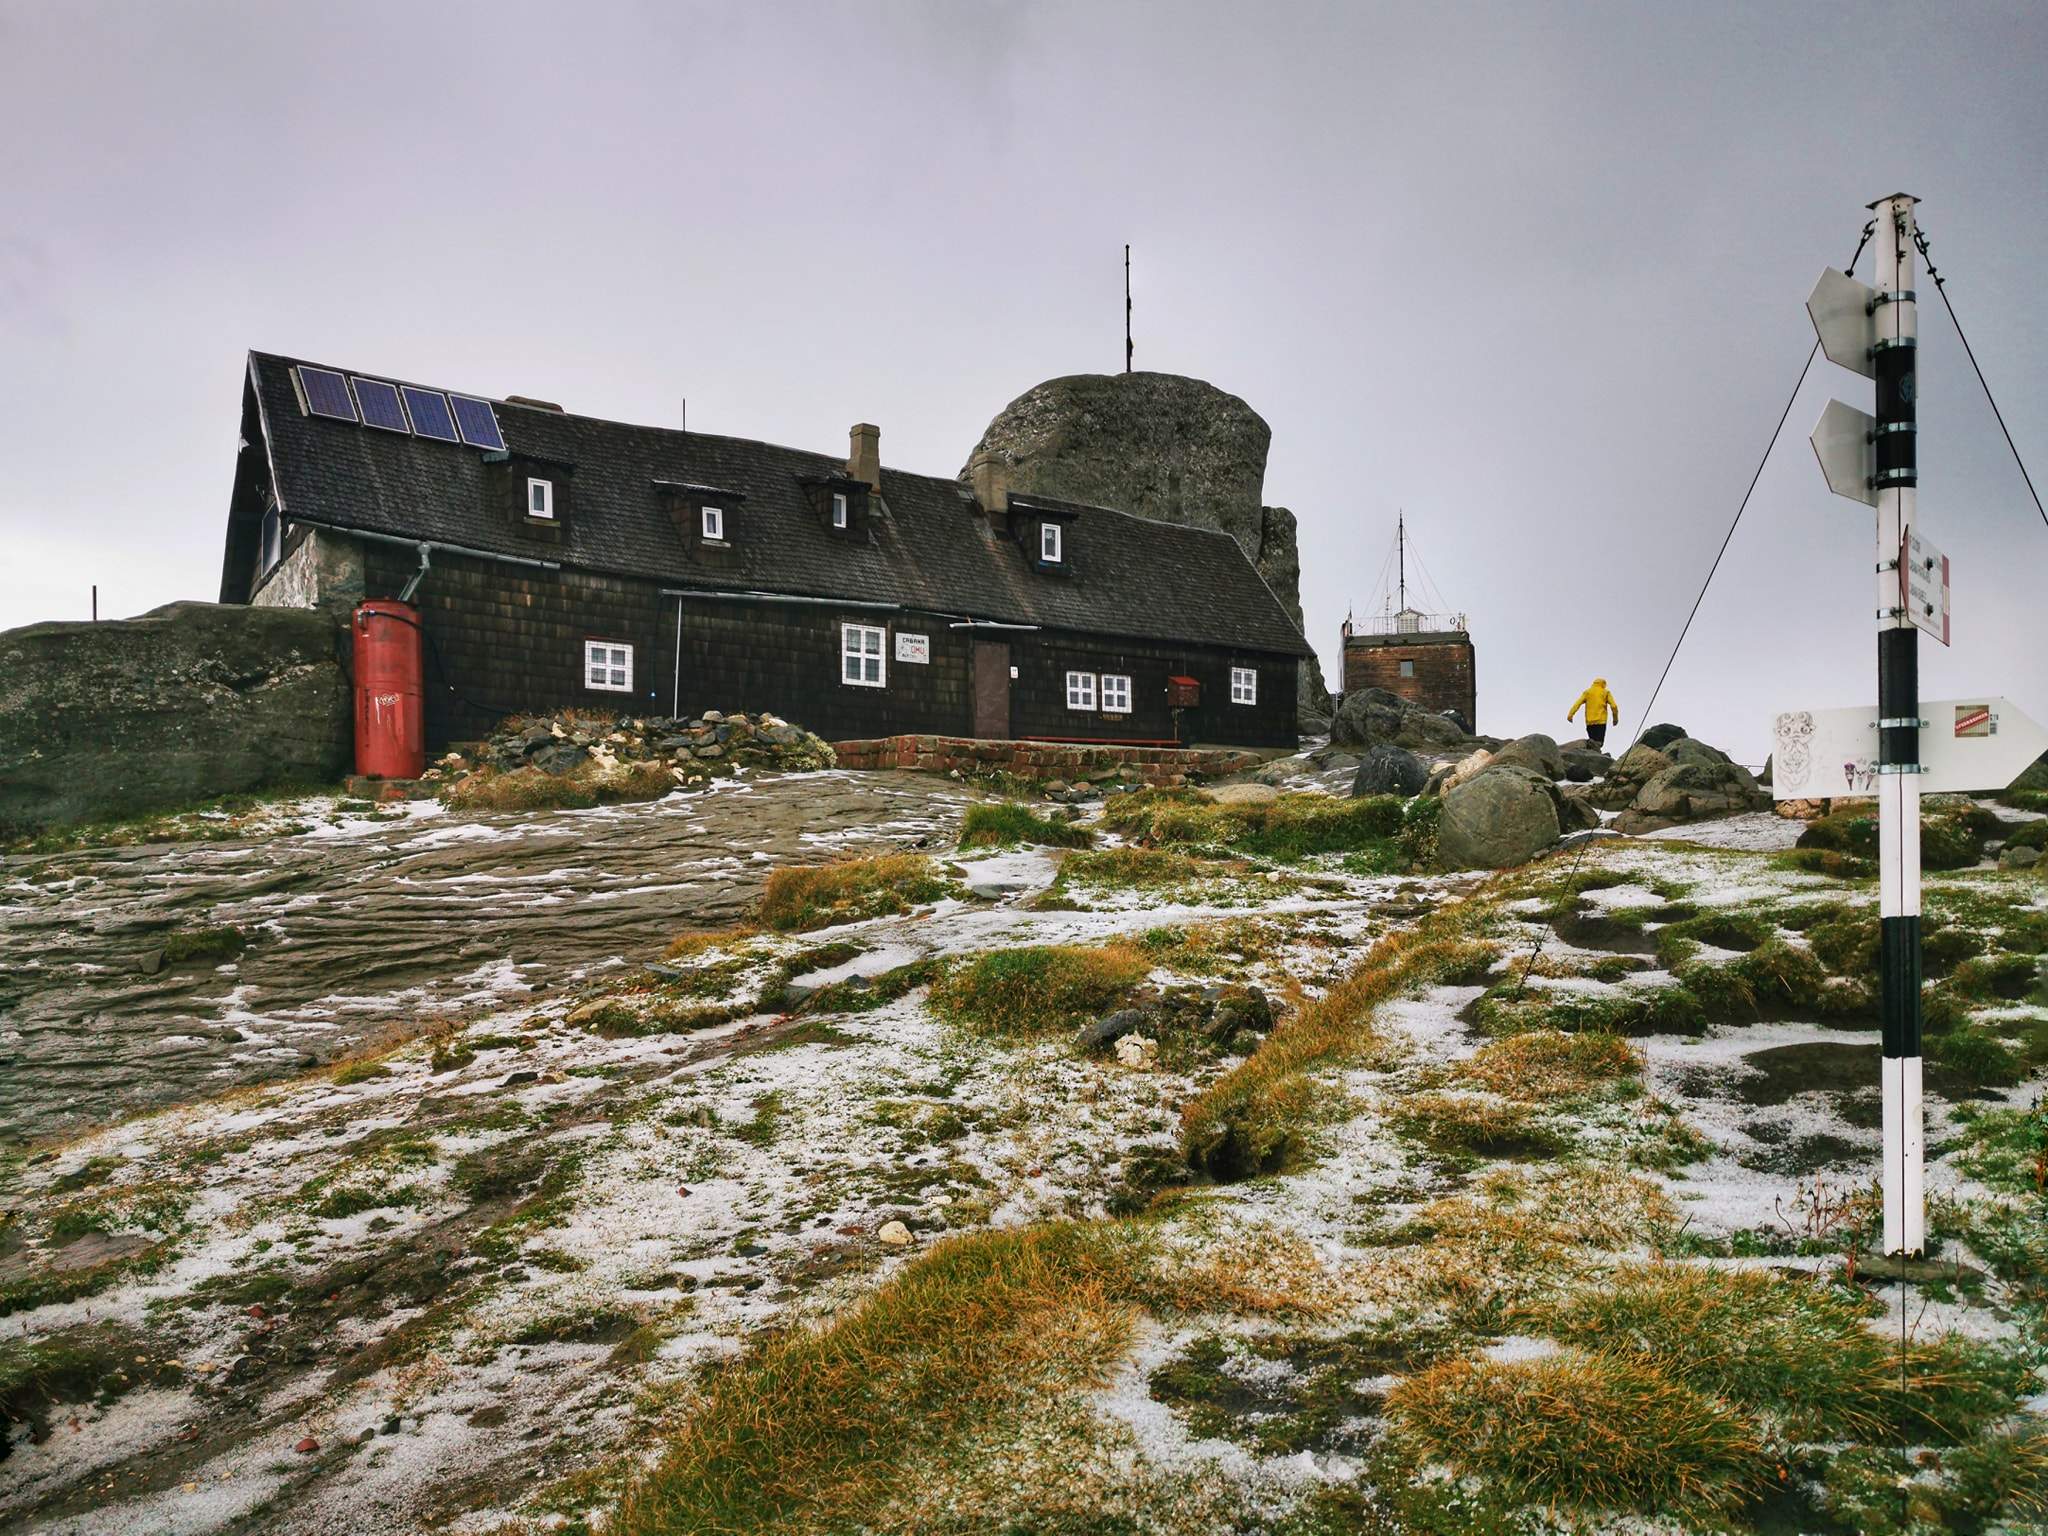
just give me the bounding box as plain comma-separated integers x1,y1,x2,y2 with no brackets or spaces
245,351,1313,657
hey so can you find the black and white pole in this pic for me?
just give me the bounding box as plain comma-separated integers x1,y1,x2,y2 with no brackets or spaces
1872,192,1924,1257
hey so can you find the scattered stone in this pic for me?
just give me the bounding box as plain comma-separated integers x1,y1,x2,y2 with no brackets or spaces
877,1220,912,1246
1665,736,1733,769
1114,1034,1158,1070
295,1436,320,1454
1613,759,1768,835
2000,845,2040,870
1777,798,1828,820
1078,1008,1154,1052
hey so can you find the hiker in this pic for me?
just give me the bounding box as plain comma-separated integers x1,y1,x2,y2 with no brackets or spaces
1567,677,1619,751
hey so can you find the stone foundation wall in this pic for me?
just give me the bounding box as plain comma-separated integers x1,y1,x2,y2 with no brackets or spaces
831,734,1266,785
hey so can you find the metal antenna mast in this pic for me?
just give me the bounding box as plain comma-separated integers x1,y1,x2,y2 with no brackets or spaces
1397,510,1406,612
1124,245,1133,374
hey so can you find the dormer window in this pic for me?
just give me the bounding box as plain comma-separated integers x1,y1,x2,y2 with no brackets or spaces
702,505,725,541
528,478,554,520
832,493,849,529
1040,522,1062,563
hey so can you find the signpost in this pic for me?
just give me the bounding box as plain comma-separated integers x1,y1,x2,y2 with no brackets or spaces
1771,698,2048,800
1803,194,1927,1257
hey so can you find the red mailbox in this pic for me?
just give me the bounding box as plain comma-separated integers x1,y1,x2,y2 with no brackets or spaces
1166,675,1201,708
352,600,425,780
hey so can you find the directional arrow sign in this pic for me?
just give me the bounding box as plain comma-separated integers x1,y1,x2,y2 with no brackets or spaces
1771,697,2048,799
1811,398,1877,506
1901,528,1950,646
1808,268,1879,377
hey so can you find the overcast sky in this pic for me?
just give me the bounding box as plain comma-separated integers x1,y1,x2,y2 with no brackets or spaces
3,0,2044,760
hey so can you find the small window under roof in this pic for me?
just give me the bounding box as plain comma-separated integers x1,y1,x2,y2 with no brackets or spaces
297,366,357,422
449,394,507,451
353,377,409,434
401,386,460,442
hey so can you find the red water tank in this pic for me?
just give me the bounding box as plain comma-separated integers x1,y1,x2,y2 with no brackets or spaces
352,601,426,779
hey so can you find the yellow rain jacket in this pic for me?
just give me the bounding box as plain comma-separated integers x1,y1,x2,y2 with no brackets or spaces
1568,679,1618,726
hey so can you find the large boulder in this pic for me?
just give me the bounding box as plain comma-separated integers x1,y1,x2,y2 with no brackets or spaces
1438,765,1563,870
0,601,351,834
1639,723,1689,752
1488,733,1567,781
1612,761,1767,834
1351,744,1429,798
1332,687,1471,753
962,370,1331,726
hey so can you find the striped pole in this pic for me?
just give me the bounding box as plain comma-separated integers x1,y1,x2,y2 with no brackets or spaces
1871,193,1924,1257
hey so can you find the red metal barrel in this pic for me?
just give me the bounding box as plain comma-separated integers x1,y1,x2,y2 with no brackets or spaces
352,601,425,779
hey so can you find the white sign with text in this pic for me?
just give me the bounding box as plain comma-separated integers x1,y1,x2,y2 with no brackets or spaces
894,632,930,664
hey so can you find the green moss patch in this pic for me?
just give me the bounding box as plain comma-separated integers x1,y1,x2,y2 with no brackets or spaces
1102,788,1407,862
757,854,958,932
957,801,1093,850
928,943,1150,1037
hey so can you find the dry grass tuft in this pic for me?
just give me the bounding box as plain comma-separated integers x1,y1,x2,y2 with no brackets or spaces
1386,1348,1769,1517
756,854,956,933
608,1222,1149,1536
1140,1221,1355,1319
1457,1030,1641,1102
1390,1091,1566,1158
1178,906,1500,1179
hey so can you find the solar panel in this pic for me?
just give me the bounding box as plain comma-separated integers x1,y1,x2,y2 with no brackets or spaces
297,366,357,422
353,377,409,434
401,386,459,442
448,394,507,451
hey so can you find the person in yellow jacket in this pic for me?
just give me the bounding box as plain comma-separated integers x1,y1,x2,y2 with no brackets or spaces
1567,678,1619,751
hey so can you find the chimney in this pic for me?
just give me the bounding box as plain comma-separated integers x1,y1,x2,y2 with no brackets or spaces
967,450,1011,514
848,423,881,492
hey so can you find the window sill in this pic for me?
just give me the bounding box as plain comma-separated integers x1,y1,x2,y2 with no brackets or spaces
842,678,886,689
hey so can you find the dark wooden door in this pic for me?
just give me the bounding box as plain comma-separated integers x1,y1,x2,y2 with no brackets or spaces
972,641,1011,739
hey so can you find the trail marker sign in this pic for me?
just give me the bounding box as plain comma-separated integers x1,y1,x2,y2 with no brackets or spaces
1901,529,1950,645
1807,268,1879,377
1811,398,1878,506
1771,697,2048,799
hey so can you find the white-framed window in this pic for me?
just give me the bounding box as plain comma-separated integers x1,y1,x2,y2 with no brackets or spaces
832,493,849,529
701,505,725,541
1041,522,1063,563
1101,674,1132,714
842,622,886,687
528,478,554,519
1230,666,1258,705
585,639,633,693
1400,659,1415,678
1066,671,1097,710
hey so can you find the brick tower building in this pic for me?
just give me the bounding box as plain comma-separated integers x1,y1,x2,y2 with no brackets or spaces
1339,515,1477,728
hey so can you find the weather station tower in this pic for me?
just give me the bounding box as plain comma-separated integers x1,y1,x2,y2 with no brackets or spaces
1341,513,1477,728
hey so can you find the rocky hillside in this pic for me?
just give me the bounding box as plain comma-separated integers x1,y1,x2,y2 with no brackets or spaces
4,762,2044,1534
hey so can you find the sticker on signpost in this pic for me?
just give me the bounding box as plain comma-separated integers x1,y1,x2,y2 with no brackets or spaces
1954,704,1994,739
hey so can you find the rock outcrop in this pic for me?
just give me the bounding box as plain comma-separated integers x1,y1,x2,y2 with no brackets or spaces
962,371,1331,727
0,602,350,834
